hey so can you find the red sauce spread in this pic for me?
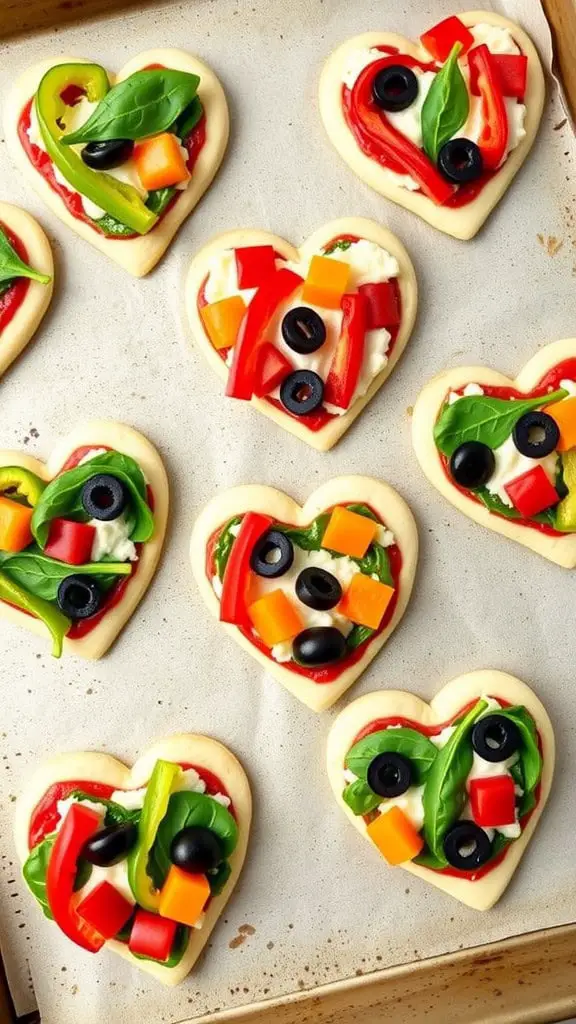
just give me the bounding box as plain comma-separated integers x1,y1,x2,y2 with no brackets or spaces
0,223,31,333
206,507,402,685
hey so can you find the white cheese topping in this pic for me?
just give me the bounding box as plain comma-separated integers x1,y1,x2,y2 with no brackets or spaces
375,525,395,547
447,382,485,405
469,23,520,55
74,859,136,907
430,725,457,749
55,796,108,831
203,249,259,306
560,379,576,397
378,784,426,831
341,47,383,90
77,447,108,467
323,238,400,287
385,71,436,149
484,434,558,508
90,512,138,563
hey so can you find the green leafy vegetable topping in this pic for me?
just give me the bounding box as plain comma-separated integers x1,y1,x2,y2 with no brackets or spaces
23,833,92,919
0,569,70,656
0,548,131,601
148,791,238,892
342,780,381,815
0,226,51,288
345,728,439,784
434,389,567,458
421,43,469,162
324,239,353,254
215,516,243,581
68,790,141,828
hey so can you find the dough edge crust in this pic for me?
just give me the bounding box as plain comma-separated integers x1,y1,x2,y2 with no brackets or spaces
0,201,54,376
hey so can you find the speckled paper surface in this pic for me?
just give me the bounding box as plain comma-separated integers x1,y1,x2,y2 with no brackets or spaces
0,1,575,1021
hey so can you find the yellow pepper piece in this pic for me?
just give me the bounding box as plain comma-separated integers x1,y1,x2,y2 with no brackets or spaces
321,506,378,558
158,866,211,927
248,589,303,646
201,296,247,351
302,255,350,310
366,806,424,866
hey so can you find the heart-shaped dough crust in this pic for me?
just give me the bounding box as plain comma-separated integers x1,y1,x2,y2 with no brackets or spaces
14,734,251,986
0,201,53,377
327,670,554,910
4,50,229,276
185,217,417,450
191,476,418,711
319,12,544,239
412,339,576,566
0,420,168,656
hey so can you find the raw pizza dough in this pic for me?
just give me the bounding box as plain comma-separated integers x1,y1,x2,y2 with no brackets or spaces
185,217,418,451
4,50,229,276
319,11,545,239
412,339,576,567
0,420,169,657
14,734,252,986
190,476,418,712
326,670,554,910
0,201,53,376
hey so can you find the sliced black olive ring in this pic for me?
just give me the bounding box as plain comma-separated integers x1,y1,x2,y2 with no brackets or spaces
372,65,419,112
471,714,521,763
367,752,413,798
512,411,560,459
295,567,342,611
250,529,294,578
57,575,102,619
170,825,223,875
280,370,324,416
82,822,138,867
443,820,493,870
81,473,128,521
437,138,484,185
292,626,347,667
82,139,135,170
281,307,327,355
449,441,495,489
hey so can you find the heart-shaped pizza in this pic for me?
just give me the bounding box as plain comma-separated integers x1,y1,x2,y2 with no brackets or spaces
327,670,554,910
191,477,418,711
0,201,53,377
4,50,229,276
185,218,417,450
0,420,168,657
15,734,251,985
319,12,544,239
413,339,576,566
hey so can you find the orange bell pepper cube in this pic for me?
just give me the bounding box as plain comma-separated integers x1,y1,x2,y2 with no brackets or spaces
339,573,395,630
302,255,350,310
366,806,424,866
321,506,378,559
248,589,303,647
134,133,189,191
544,395,576,452
158,866,210,928
0,496,33,553
201,296,247,351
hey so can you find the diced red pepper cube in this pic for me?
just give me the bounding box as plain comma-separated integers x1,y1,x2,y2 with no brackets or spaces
358,281,401,330
253,342,294,398
128,908,178,962
469,775,516,827
235,246,277,290
44,518,96,565
76,881,133,941
420,16,474,63
504,465,559,518
469,50,528,100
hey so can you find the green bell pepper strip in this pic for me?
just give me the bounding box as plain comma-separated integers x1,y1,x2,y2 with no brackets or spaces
35,64,158,236
0,467,45,506
556,450,576,530
0,569,70,657
127,759,180,910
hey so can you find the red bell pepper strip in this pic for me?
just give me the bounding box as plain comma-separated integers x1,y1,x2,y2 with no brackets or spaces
44,518,96,564
358,281,401,329
220,511,274,626
469,52,528,101
504,465,559,518
351,60,454,206
468,45,509,170
46,803,105,952
420,16,474,62
128,908,178,962
469,776,516,828
76,881,134,940
323,293,367,411
226,268,303,400
253,342,294,398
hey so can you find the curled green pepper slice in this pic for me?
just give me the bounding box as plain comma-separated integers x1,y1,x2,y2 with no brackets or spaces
556,451,576,530
0,466,45,507
127,759,180,911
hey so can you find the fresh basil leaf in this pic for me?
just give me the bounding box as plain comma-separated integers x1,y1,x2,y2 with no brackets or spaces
324,239,353,254
434,390,567,458
173,96,204,140
0,226,51,287
148,792,238,891
0,547,131,601
208,859,232,896
342,779,381,816
23,833,92,919
475,486,558,526
68,789,141,828
497,706,542,793
345,728,438,784
422,699,487,864
421,43,469,162
215,516,243,581
63,69,200,145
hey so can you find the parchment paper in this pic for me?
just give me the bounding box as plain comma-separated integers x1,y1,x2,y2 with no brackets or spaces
0,1,575,1021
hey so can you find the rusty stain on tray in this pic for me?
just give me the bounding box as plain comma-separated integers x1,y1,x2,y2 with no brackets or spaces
536,233,564,255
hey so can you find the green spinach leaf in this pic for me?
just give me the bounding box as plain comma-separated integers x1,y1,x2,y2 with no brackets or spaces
434,390,567,458
0,569,70,657
497,706,542,793
0,226,51,287
148,792,238,891
23,833,92,919
0,547,131,601
475,487,558,526
215,516,243,581
345,728,439,784
63,69,200,144
173,96,204,140
342,779,382,816
208,859,232,896
421,43,469,162
278,513,330,551
68,790,141,828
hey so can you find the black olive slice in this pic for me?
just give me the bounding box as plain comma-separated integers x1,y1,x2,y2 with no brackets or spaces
81,473,128,521
367,752,413,798
57,575,102,619
250,530,294,578
281,307,327,355
438,138,484,184
292,626,347,667
295,567,342,611
82,139,135,170
280,371,324,416
443,820,493,870
170,826,223,874
449,441,495,489
82,822,138,866
471,714,521,763
512,411,560,459
372,65,419,112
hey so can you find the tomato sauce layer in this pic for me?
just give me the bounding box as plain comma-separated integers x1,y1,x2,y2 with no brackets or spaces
0,224,31,333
